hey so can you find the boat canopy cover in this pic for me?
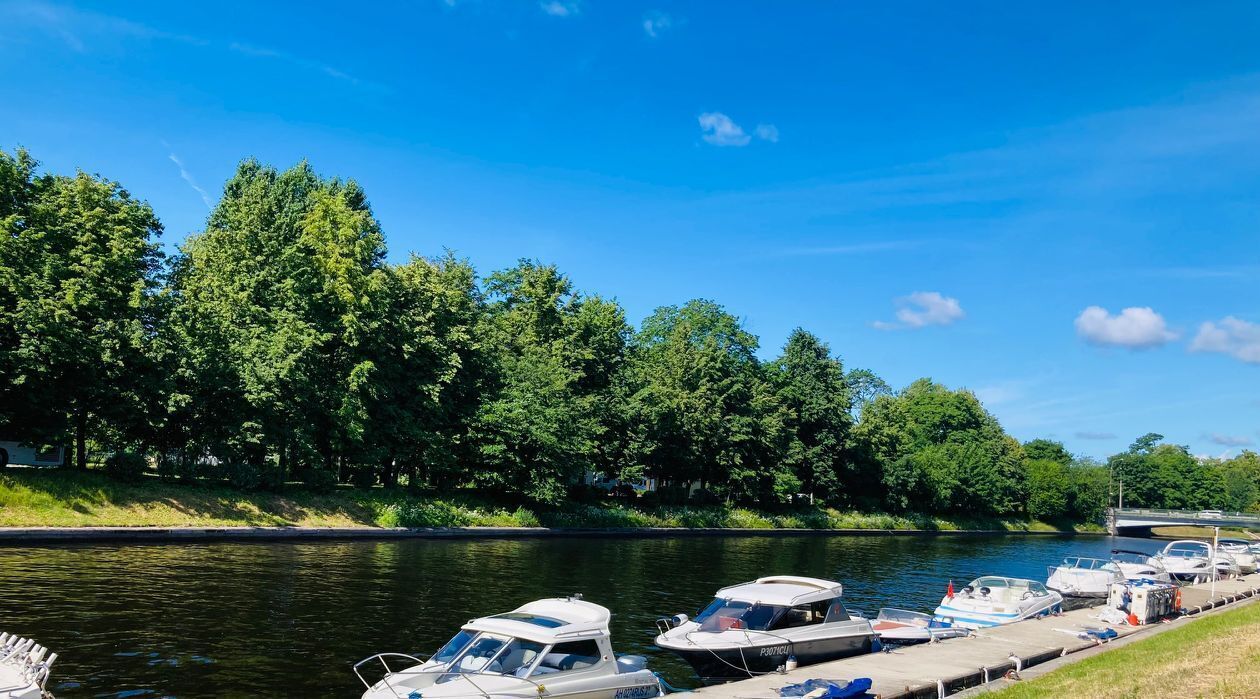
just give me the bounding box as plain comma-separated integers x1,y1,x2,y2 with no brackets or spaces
463,598,611,643
715,575,843,606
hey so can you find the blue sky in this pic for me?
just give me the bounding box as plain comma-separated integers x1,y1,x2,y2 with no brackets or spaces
2,0,1258,459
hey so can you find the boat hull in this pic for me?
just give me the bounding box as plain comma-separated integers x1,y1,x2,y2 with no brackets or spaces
664,634,877,683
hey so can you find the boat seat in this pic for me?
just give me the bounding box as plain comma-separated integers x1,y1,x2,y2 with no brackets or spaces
538,652,598,672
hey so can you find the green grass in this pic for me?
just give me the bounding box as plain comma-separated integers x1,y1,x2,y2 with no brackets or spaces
0,468,1100,532
987,600,1260,699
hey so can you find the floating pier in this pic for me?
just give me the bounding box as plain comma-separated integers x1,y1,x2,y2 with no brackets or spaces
685,574,1260,699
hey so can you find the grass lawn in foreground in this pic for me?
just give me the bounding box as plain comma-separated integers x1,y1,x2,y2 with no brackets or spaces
986,600,1260,699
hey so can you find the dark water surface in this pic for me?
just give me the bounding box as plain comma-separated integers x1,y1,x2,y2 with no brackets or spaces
0,533,1155,698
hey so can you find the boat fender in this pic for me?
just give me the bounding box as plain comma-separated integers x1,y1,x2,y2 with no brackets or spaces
785,655,798,672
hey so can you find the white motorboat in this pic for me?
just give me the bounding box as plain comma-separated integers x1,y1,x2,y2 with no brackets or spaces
1045,557,1124,598
1213,551,1241,580
653,575,878,682
867,608,969,644
1155,540,1215,583
932,576,1063,630
0,632,56,699
1110,549,1172,583
355,596,661,699
1216,540,1258,574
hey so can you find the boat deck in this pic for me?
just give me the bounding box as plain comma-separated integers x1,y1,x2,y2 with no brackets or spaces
683,574,1260,699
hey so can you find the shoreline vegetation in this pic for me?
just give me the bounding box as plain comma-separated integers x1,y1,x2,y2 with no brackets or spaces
986,598,1260,698
3,149,1258,529
0,469,1101,532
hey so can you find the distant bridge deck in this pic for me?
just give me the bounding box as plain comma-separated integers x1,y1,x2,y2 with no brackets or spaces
1108,507,1260,536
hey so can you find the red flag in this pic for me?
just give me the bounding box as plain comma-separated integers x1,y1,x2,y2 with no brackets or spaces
946,580,955,598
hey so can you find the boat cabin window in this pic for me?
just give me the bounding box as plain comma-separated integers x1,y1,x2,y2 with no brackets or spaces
447,634,510,674
494,638,547,676
492,612,567,628
433,629,476,664
823,599,850,623
531,640,602,676
769,600,840,630
694,599,783,632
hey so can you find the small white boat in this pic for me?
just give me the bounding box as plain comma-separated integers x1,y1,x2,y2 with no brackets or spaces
654,575,878,682
1155,540,1215,583
1213,551,1241,579
355,596,661,699
1216,540,1258,574
0,632,56,699
932,576,1063,630
1110,549,1172,583
868,608,969,644
1045,557,1124,598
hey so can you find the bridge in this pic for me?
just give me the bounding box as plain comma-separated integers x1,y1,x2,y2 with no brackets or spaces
1107,507,1260,536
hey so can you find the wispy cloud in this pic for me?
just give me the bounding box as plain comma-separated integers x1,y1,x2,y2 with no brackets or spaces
539,0,580,17
873,291,964,330
3,1,369,87
698,112,777,147
1075,306,1178,350
771,240,922,258
166,150,212,208
642,10,675,38
1205,432,1253,447
1075,431,1117,440
1190,316,1260,364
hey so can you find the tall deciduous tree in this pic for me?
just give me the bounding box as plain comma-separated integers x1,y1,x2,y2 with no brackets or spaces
770,329,852,504
0,149,164,465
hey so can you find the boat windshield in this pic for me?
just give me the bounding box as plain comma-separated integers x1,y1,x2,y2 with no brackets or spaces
433,629,476,664
1111,551,1153,565
439,634,548,679
1164,543,1209,558
1060,557,1116,571
693,598,786,632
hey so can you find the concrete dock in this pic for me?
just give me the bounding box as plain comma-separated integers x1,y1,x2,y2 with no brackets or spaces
684,574,1260,699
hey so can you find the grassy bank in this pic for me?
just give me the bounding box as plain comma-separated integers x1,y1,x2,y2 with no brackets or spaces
0,469,1101,532
988,599,1260,698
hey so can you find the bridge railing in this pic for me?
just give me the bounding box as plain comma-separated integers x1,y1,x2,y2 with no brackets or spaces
1110,507,1260,522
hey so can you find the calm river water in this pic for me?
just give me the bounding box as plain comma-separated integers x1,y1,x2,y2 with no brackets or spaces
0,533,1155,697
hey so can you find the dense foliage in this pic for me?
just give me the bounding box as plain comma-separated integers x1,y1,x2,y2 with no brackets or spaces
3,149,1256,519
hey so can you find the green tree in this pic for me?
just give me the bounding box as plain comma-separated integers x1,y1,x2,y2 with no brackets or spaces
770,329,853,504
627,299,784,501
0,149,164,466
1026,458,1071,520
1024,438,1072,465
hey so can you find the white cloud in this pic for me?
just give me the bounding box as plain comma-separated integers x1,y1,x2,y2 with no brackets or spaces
1206,432,1253,447
1190,316,1260,364
1075,431,1117,440
698,112,750,147
642,11,673,38
873,291,965,330
539,0,580,17
754,124,779,143
166,151,212,208
1074,306,1177,349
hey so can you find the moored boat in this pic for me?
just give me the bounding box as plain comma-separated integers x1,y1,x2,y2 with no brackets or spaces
932,576,1062,629
355,596,661,699
868,608,969,644
1155,540,1215,583
653,575,878,682
0,632,56,699
1045,557,1124,598
1110,549,1172,583
1216,540,1258,574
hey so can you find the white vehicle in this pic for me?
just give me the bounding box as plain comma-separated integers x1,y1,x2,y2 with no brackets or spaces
932,576,1063,630
355,597,661,699
1155,540,1215,583
0,632,56,699
867,608,969,644
654,576,878,682
1197,510,1224,520
1215,540,1258,574
0,442,64,468
1109,549,1172,583
1045,557,1124,598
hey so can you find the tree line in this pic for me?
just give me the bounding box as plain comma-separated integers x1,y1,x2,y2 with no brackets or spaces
2,149,1257,519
